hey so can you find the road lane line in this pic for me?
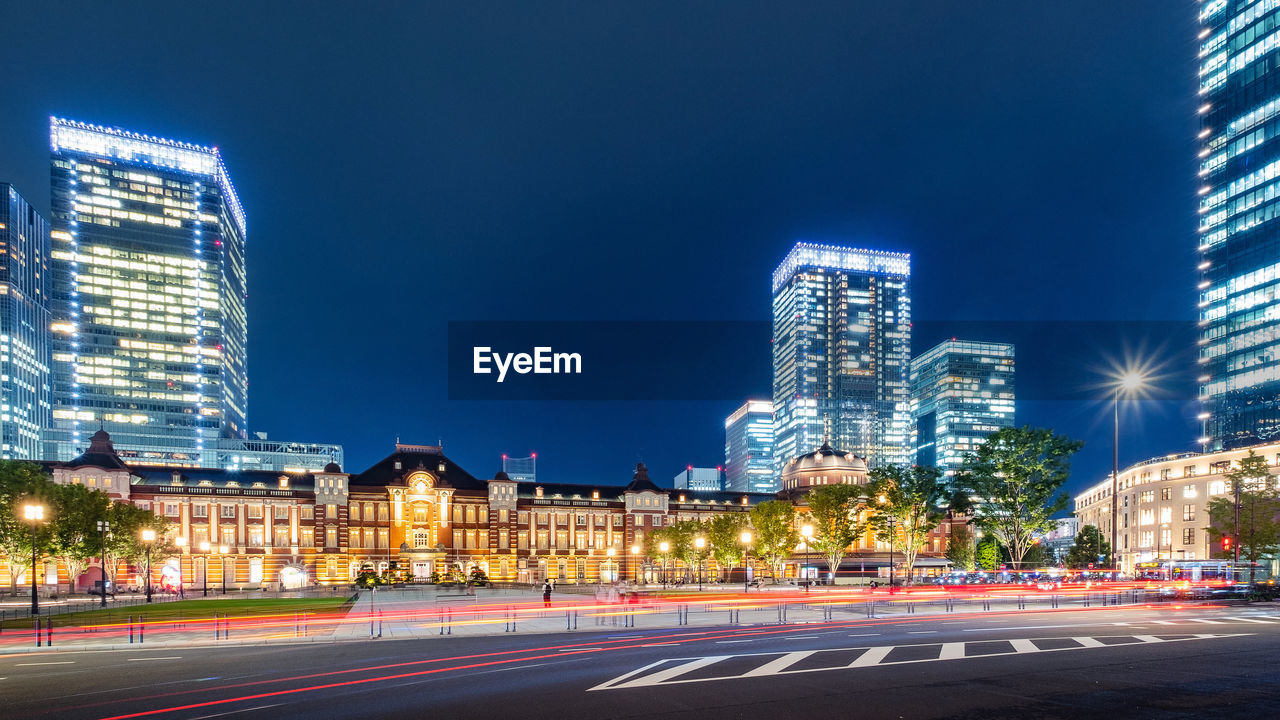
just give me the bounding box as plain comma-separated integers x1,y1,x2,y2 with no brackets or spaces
742,651,815,677
847,633,880,637
936,643,966,660
716,640,752,644
127,657,183,662
15,661,75,666
1225,617,1274,624
1187,618,1226,625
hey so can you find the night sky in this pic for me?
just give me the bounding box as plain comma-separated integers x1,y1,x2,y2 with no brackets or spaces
0,2,1201,498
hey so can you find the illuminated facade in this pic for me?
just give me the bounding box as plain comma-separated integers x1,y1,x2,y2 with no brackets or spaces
771,242,911,472
910,339,1015,477
48,118,248,465
673,466,723,492
1074,441,1280,575
0,184,52,460
1197,2,1280,449
724,399,776,493
0,431,961,589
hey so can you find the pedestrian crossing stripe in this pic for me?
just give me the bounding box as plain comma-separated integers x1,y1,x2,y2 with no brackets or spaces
588,634,1246,691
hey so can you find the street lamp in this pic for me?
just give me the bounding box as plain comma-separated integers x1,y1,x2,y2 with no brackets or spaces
1159,522,1170,581
878,494,896,592
659,541,670,589
141,529,156,603
219,545,230,595
630,544,640,584
800,524,814,593
23,503,45,615
199,540,211,596
694,537,706,591
740,530,753,592
175,536,188,597
96,520,111,607
1110,368,1150,577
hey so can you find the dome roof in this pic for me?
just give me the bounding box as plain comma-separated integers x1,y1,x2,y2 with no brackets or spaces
323,462,342,473
782,441,868,478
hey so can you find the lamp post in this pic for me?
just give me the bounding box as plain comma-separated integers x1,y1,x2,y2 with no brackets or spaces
630,544,640,584
23,503,45,615
605,547,616,583
740,530,753,592
96,520,110,607
219,545,230,595
659,541,670,589
175,536,187,597
888,516,897,593
694,537,706,591
1159,522,1170,581
141,529,156,602
199,540,211,597
800,524,814,593
1111,370,1149,577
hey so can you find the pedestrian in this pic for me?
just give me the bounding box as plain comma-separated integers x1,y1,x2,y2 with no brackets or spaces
542,579,553,608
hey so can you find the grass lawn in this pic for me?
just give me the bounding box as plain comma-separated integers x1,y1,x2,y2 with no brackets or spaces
0,595,357,629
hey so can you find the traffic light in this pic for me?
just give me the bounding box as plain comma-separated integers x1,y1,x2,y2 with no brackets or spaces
1223,536,1232,553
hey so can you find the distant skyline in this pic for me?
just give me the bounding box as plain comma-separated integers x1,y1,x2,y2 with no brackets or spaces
0,2,1199,495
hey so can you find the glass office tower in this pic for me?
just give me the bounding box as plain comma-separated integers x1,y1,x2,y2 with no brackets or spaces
724,399,776,492
909,339,1014,477
771,242,911,471
0,184,52,460
1198,2,1280,449
48,118,248,464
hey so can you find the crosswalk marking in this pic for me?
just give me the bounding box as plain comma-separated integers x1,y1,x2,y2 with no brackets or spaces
1187,618,1226,625
1224,616,1274,624
588,634,1244,691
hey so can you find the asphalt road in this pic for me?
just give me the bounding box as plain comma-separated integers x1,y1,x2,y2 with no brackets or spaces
5,604,1280,720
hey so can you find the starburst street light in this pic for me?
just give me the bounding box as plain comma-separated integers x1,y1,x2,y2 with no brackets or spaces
1107,365,1153,577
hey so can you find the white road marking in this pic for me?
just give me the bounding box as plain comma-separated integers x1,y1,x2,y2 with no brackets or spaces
783,635,820,640
847,633,880,637
14,661,74,666
558,648,601,652
590,634,1246,690
1187,618,1226,625
1225,617,1275,624
716,640,753,644
907,631,936,634
188,703,283,720
126,656,183,662
742,651,815,677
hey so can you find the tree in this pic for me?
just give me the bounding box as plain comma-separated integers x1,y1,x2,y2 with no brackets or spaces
945,523,975,572
975,534,1001,571
805,484,866,584
1208,450,1280,584
101,502,174,589
705,513,748,581
867,464,948,585
955,426,1083,570
0,462,57,592
1066,524,1112,569
749,499,797,582
48,483,110,591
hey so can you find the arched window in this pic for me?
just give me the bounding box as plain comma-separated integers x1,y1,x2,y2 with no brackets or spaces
413,528,431,548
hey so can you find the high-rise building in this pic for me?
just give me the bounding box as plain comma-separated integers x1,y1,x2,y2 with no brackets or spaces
1197,4,1280,450
909,339,1015,477
771,242,911,470
502,453,537,483
0,184,51,460
47,117,248,464
673,466,723,492
724,399,776,493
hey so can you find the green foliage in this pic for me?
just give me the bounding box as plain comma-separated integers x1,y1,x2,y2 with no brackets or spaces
0,462,61,589
1066,524,1112,569
468,567,488,585
945,523,975,571
704,513,748,580
805,484,866,583
867,464,948,585
355,569,387,588
48,482,111,587
975,534,1001,571
1207,451,1280,583
749,499,797,582
955,426,1083,569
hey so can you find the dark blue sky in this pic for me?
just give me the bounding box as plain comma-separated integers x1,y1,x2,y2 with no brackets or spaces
0,2,1200,496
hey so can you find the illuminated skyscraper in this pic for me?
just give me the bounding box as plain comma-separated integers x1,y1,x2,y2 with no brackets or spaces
771,242,911,471
48,118,248,464
724,399,775,493
1197,3,1280,449
502,453,537,483
0,184,52,460
673,466,723,492
910,339,1014,477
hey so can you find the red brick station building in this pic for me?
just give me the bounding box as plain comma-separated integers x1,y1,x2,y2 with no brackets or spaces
4,433,956,593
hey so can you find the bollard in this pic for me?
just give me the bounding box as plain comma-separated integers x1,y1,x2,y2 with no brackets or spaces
566,610,572,630
378,611,383,638
303,611,308,637
45,617,52,647
139,615,144,644
129,616,135,644
34,618,41,647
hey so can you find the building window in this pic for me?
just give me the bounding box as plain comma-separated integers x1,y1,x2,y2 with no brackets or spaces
325,528,337,548
536,531,548,550
378,529,388,548
326,504,337,519
1184,485,1197,499
1183,466,1197,478
465,506,476,524
452,529,463,547
274,505,289,519
364,529,374,548
413,528,431,548
250,558,263,584
349,529,361,548
478,529,488,547
221,528,236,547
479,507,488,523
378,504,388,521
576,514,586,526
1139,490,1154,503
1209,480,1226,495
165,503,180,516
1183,504,1195,522
499,509,508,523
613,515,623,527
1159,507,1171,524
1182,527,1195,545
221,505,236,518
301,506,314,520
248,528,264,547
247,505,263,519
518,530,528,549
192,504,207,518
301,528,314,547
1160,487,1172,501
499,529,508,547
274,527,289,547
1140,531,1154,547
